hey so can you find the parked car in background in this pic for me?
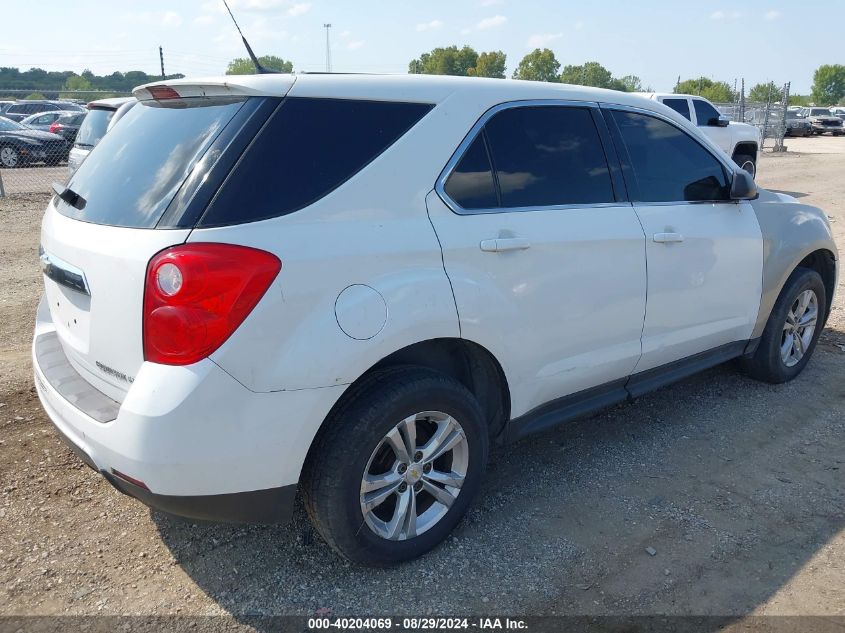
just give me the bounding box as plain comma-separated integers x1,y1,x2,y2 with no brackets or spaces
785,107,813,137
49,112,86,145
67,97,135,176
2,100,84,123
640,93,762,177
34,74,837,566
802,107,843,135
0,116,68,167
0,101,15,116
19,110,80,132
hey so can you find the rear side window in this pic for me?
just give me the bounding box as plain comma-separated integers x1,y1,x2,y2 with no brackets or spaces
199,98,433,226
75,108,115,147
611,110,729,202
662,98,691,121
692,99,721,126
443,134,498,209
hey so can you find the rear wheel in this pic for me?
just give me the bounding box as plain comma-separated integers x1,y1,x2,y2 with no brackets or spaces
0,145,20,168
734,153,756,178
302,367,488,565
741,267,826,384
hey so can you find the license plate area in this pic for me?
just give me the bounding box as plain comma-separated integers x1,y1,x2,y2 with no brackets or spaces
44,279,91,355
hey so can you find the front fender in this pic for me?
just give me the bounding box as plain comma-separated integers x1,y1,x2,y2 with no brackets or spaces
750,189,839,338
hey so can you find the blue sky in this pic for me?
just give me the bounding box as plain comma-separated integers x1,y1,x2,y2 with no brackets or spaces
1,0,841,93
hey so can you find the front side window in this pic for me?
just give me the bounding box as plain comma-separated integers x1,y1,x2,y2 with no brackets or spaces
612,110,729,203
692,99,722,126
662,98,691,121
446,105,615,211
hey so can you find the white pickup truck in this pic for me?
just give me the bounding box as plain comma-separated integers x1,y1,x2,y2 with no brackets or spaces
640,93,762,177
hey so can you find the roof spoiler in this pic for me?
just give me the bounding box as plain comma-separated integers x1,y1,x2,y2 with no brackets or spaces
133,76,296,101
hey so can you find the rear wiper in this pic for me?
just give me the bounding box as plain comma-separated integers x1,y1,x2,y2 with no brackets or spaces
51,182,86,210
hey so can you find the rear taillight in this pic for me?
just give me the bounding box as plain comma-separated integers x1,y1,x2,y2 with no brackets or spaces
49,121,61,133
143,243,281,366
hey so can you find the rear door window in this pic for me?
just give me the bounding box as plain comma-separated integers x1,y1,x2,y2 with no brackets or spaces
198,98,433,226
482,105,615,208
443,134,498,210
662,98,691,121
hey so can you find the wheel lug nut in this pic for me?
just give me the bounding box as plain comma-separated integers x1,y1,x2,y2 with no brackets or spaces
414,451,423,462
398,464,407,474
414,481,423,492
423,463,432,473
399,483,408,492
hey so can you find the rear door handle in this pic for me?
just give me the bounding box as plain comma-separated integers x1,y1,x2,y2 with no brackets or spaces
653,232,685,244
480,237,531,252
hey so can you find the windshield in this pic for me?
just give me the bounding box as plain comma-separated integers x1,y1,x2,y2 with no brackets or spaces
0,117,24,131
57,97,248,228
810,108,832,116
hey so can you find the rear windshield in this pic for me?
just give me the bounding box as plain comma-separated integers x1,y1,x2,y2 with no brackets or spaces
55,95,432,229
57,97,247,228
74,108,117,148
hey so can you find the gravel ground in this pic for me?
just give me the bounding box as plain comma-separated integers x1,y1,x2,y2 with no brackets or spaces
1,137,844,622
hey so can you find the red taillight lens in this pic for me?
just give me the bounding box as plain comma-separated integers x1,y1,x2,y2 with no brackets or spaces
147,85,181,100
49,121,61,133
143,243,281,366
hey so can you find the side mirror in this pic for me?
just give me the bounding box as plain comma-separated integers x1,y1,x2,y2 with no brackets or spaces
730,168,757,200
709,115,730,127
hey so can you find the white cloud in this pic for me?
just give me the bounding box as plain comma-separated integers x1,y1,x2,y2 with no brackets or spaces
764,9,781,20
416,19,444,32
574,20,584,30
480,0,504,5
347,40,365,50
711,9,743,20
476,15,507,30
526,32,563,48
162,11,183,27
287,2,311,16
193,14,214,27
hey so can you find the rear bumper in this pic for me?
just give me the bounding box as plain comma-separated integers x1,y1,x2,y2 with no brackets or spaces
33,294,345,523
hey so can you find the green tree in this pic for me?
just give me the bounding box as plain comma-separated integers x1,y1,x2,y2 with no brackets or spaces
748,82,783,103
810,64,845,105
59,74,100,100
226,55,293,75
512,48,560,82
788,94,812,107
560,61,614,88
24,92,45,100
408,46,479,76
675,77,735,103
468,51,506,79
613,74,644,92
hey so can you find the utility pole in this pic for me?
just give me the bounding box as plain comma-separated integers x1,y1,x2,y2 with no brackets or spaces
323,24,332,72
159,46,165,79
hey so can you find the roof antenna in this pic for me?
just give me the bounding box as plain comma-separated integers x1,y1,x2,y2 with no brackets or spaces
221,0,277,74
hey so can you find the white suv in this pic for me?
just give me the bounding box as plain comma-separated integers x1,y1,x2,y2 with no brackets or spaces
641,93,762,177
34,75,837,565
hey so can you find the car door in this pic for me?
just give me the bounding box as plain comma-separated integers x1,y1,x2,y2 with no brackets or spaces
427,102,647,418
690,98,733,154
604,106,763,375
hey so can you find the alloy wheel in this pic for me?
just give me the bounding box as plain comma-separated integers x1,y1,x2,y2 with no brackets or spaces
781,289,818,367
0,146,19,168
360,411,468,541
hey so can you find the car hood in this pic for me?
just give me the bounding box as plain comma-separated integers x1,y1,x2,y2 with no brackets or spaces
809,116,840,122
0,129,66,142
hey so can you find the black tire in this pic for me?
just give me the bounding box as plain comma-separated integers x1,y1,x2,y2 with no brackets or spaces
741,267,826,384
734,153,756,178
301,366,488,566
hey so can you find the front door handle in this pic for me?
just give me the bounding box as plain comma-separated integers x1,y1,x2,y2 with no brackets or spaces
653,232,685,244
480,237,531,253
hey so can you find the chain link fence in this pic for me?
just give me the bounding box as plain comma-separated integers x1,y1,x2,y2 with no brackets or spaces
712,81,792,152
0,89,131,197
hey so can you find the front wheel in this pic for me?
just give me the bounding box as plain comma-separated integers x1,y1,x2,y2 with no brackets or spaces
734,153,756,178
0,145,21,168
741,267,826,384
302,367,488,566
